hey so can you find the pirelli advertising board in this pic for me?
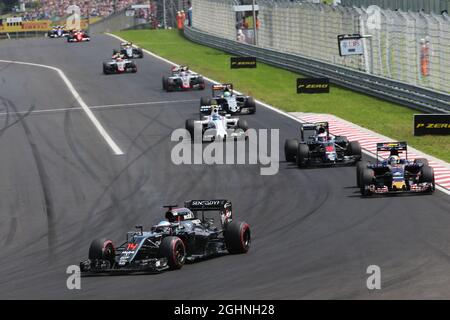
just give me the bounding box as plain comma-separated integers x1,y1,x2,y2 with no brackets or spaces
297,78,330,94
230,57,257,69
414,114,450,136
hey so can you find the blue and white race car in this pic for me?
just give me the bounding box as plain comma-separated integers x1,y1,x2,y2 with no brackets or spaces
185,105,248,142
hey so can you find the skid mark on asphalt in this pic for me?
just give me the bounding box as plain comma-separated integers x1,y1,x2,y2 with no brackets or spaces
1,97,56,259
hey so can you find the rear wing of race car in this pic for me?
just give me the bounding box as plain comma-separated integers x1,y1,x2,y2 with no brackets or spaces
212,83,233,96
200,103,225,115
185,200,233,226
376,142,408,162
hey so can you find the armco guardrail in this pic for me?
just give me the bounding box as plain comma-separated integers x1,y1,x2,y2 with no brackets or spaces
184,27,450,114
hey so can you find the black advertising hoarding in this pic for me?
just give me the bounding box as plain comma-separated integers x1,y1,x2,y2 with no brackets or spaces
297,78,330,94
230,56,257,69
414,114,450,136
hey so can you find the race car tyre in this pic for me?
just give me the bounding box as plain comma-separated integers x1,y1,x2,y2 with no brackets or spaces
420,165,435,191
284,139,299,162
159,236,185,270
185,119,195,139
88,238,115,266
296,143,309,168
237,119,248,131
225,221,251,254
348,141,362,160
198,78,206,90
102,63,111,75
356,160,370,188
137,49,143,58
200,97,210,106
162,77,168,91
414,158,429,166
245,97,256,114
360,168,374,196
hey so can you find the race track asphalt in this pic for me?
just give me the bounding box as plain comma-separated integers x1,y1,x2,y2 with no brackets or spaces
0,35,450,299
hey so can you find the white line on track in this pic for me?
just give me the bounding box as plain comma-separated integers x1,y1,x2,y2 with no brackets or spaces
0,59,124,155
107,33,450,196
0,99,198,116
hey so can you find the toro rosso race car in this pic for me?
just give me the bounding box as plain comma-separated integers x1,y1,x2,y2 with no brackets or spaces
285,122,361,167
162,66,205,92
79,199,251,273
357,142,435,196
67,30,90,42
103,55,137,75
118,42,143,59
185,105,248,142
200,83,256,116
47,25,68,38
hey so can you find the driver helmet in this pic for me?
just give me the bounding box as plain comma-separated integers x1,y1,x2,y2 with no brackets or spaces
155,220,171,233
223,91,232,98
388,155,400,165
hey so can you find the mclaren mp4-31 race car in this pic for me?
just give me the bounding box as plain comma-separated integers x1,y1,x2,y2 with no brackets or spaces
79,200,251,274
117,42,143,59
67,29,90,42
185,106,248,142
285,122,362,167
103,56,137,75
357,142,435,196
200,83,256,116
47,25,68,38
162,66,205,92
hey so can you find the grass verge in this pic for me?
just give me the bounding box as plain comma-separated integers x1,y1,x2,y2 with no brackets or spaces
115,29,450,163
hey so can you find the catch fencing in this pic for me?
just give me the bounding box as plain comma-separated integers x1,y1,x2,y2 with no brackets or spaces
191,0,450,93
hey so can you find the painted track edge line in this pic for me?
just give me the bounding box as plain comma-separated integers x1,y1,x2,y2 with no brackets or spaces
0,59,124,155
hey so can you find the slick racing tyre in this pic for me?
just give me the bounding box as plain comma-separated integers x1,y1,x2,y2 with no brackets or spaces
356,161,370,188
88,238,115,266
162,76,168,91
245,97,256,114
420,165,435,192
348,141,362,161
296,143,309,168
185,119,195,139
225,221,251,254
103,63,111,75
284,139,298,162
159,236,185,270
237,119,248,131
360,168,374,196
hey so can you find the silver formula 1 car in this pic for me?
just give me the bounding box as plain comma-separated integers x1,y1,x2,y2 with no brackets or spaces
118,42,144,59
185,106,248,142
103,57,137,75
162,66,205,92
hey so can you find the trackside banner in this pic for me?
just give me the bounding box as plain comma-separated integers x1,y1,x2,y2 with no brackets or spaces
231,57,257,69
414,114,450,136
297,78,330,94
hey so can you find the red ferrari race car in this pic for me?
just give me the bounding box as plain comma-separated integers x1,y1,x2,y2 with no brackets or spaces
67,30,90,43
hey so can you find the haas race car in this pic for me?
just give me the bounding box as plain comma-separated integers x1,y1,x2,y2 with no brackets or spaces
47,25,68,38
200,83,256,116
103,54,137,75
185,105,248,142
117,42,143,59
79,200,251,273
67,29,90,42
285,122,361,167
162,66,205,92
357,142,435,196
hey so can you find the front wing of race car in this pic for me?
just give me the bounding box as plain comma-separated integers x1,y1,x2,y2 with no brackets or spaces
80,257,169,274
362,182,434,195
